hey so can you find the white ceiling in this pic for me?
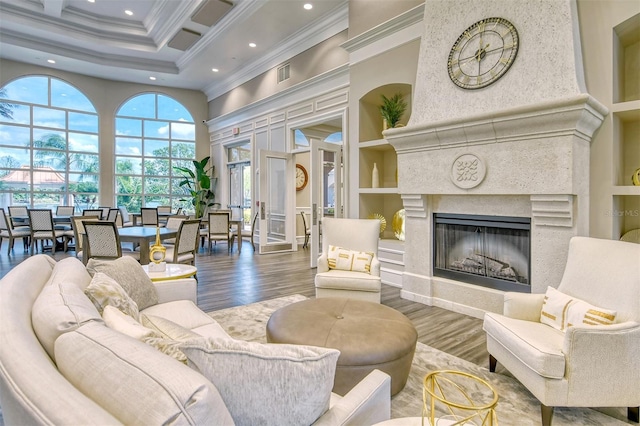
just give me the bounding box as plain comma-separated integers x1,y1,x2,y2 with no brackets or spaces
0,0,348,100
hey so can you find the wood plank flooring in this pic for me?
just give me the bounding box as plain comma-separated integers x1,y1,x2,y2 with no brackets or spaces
0,242,490,367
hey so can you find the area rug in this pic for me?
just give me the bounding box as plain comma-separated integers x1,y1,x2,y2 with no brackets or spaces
208,295,630,425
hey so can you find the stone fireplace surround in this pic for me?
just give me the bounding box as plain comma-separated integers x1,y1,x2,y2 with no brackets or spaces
385,95,607,318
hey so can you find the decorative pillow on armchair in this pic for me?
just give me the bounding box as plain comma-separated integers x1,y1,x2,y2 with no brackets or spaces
327,245,373,273
181,338,340,426
540,286,616,331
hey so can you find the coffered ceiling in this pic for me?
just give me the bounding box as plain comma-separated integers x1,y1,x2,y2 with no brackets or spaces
0,0,348,99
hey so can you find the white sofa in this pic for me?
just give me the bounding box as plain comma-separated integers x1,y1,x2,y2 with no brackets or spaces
0,255,391,425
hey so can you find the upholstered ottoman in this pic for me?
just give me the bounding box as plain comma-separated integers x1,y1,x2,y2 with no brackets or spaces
266,297,417,396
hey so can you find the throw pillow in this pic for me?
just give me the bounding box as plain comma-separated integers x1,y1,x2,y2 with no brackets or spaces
140,313,200,341
181,338,340,426
327,245,373,273
566,298,617,328
86,257,158,310
104,307,194,364
32,280,103,362
540,286,617,331
55,322,234,425
84,272,139,319
540,286,573,331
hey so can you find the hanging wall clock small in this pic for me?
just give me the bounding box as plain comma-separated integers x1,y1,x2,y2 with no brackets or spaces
447,17,519,90
295,164,308,191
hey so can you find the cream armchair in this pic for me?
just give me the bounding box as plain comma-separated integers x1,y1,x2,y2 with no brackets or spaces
315,218,382,303
483,236,640,425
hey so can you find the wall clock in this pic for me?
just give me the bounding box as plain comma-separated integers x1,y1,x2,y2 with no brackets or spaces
447,17,519,90
295,164,308,191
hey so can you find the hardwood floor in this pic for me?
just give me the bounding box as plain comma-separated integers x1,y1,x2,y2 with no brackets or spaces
0,242,490,368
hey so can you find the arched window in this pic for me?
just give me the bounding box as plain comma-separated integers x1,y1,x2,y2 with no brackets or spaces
115,93,195,213
0,76,99,212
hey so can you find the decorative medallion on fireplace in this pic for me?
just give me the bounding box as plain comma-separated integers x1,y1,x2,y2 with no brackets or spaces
433,213,531,293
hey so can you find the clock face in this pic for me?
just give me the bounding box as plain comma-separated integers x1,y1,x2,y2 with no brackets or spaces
295,164,308,191
447,17,519,90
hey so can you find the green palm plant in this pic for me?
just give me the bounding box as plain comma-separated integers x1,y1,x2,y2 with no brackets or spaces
379,93,408,129
174,156,219,218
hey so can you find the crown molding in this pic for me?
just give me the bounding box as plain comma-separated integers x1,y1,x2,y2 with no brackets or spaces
0,2,156,50
341,3,424,53
0,28,179,74
202,1,348,101
209,64,349,130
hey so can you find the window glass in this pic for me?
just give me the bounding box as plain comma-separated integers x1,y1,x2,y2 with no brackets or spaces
51,79,95,112
33,106,66,129
0,125,30,147
1,76,49,105
69,112,98,132
115,93,195,213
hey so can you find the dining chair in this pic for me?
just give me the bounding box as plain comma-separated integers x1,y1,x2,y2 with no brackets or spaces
83,221,140,262
301,211,311,249
55,206,75,216
157,205,172,226
7,206,29,230
106,208,119,223
231,212,258,252
0,208,31,255
201,212,233,253
162,215,188,245
82,209,103,219
98,206,111,220
117,206,134,227
67,215,100,258
164,219,201,265
27,209,68,255
141,207,159,227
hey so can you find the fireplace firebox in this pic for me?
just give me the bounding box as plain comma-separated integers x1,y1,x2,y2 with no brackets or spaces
433,213,531,293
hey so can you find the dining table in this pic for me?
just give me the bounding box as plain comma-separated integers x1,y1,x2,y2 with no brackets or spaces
117,227,178,265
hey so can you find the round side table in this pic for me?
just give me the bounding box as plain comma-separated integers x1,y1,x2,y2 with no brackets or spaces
141,263,197,282
422,370,498,426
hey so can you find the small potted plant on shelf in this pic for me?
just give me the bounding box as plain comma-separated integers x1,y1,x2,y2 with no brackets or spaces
379,93,408,130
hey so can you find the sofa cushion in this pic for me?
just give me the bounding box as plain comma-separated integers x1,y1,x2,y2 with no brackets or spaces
484,312,566,379
32,279,103,362
54,322,234,426
315,269,381,292
181,337,339,426
86,257,158,310
84,272,139,319
141,300,231,339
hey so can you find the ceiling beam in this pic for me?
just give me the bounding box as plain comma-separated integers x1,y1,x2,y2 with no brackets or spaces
42,0,65,18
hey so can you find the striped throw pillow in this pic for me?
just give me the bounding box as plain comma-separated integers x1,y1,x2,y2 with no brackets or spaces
540,286,617,331
327,245,373,273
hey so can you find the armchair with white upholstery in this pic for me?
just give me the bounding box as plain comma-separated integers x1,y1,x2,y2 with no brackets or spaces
315,217,381,303
483,236,640,425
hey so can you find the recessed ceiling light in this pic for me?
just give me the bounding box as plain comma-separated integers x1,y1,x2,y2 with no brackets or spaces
212,68,219,72
249,42,256,48
47,59,56,64
125,10,133,16
149,76,156,81
304,3,313,10
87,0,95,3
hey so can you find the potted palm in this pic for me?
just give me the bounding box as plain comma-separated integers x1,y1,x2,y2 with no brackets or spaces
379,93,408,130
174,156,220,218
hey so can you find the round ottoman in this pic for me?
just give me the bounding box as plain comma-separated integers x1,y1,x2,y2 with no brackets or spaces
266,297,418,396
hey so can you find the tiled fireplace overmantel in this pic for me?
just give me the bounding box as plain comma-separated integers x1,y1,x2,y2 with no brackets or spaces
384,95,607,318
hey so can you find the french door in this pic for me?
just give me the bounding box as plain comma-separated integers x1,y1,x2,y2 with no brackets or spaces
258,150,295,253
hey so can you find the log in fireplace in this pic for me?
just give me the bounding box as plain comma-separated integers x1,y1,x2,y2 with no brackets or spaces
433,213,531,293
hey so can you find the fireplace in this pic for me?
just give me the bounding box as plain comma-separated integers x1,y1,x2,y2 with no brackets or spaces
433,213,531,293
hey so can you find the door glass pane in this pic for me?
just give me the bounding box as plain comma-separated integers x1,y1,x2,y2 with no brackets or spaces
267,157,287,243
323,150,336,217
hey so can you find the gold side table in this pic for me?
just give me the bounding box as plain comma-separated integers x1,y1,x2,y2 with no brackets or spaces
422,370,498,426
141,263,197,282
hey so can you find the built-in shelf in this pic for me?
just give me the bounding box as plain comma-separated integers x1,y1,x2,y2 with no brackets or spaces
612,186,640,196
359,187,398,194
